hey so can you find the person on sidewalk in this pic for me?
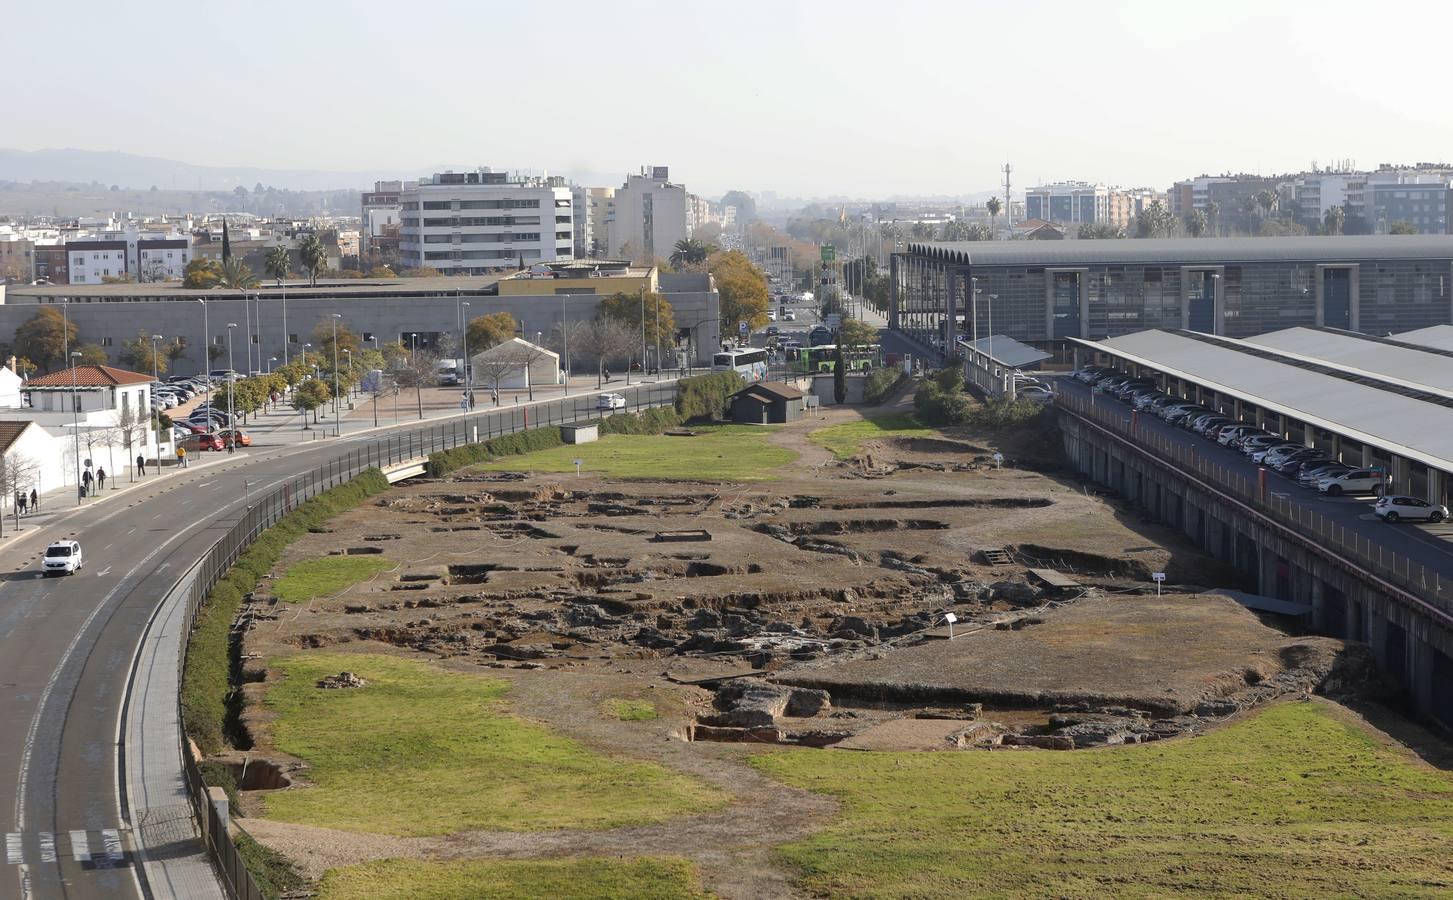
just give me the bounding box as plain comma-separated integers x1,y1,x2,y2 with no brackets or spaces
81,469,93,497
136,453,147,476
29,488,37,512
177,446,187,468
15,491,25,516
97,467,106,490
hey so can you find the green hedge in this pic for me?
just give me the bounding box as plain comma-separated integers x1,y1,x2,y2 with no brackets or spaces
674,371,744,422
427,405,687,476
181,468,391,757
598,406,682,435
863,368,907,405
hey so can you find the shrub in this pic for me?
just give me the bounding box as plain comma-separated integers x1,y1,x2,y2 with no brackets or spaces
966,399,1047,428
674,371,744,422
181,468,390,756
863,368,906,406
427,406,685,476
598,406,682,435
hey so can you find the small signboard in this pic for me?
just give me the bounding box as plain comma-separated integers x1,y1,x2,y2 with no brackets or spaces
943,611,958,639
1152,571,1166,595
739,321,749,334
820,245,835,263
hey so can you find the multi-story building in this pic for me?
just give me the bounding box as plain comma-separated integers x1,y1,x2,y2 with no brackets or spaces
1023,183,1154,232
608,166,689,263
586,187,614,258
361,180,404,259
399,170,573,275
892,235,1453,356
1291,166,1453,235
1168,175,1288,235
66,225,192,284
569,185,593,259
0,233,35,282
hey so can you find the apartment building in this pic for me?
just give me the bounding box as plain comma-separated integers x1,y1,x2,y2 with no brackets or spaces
608,166,689,263
66,224,191,284
361,180,405,258
1023,183,1155,232
1288,165,1453,235
399,170,573,275
586,187,614,258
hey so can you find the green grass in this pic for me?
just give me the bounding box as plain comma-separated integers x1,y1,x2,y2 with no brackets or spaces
317,856,707,900
478,425,796,481
808,412,935,460
271,555,396,603
262,653,723,836
751,702,1453,897
604,699,658,721
234,829,307,900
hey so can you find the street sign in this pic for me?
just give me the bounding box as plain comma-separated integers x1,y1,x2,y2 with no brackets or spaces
739,321,748,334
820,245,835,263
1152,571,1166,596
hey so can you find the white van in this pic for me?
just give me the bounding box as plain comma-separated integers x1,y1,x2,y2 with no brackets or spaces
43,540,84,576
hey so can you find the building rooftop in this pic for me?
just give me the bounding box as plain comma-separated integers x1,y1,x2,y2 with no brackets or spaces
0,421,35,454
958,335,1051,369
1073,329,1453,472
909,235,1453,267
1395,324,1453,352
6,275,505,302
1245,327,1453,396
26,364,157,388
736,382,804,401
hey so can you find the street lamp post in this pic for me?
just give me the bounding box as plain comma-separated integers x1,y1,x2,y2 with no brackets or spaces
559,294,570,396
197,298,210,411
149,334,163,478
226,323,237,447
369,336,380,428
460,301,471,411
69,350,82,503
330,314,342,436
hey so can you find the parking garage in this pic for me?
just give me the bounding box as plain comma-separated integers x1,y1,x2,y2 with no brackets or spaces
1069,328,1453,506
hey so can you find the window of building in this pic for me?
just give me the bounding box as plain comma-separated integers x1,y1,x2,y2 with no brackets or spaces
289,333,299,344
101,337,113,347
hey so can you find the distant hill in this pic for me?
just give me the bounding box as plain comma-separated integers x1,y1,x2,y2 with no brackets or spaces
0,148,374,192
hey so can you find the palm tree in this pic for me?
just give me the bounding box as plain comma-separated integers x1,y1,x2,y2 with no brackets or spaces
218,258,259,289
265,244,291,285
910,222,936,241
1255,190,1278,220
669,238,716,268
986,196,1002,238
1206,201,1220,237
1184,209,1207,238
1323,205,1346,236
299,233,326,286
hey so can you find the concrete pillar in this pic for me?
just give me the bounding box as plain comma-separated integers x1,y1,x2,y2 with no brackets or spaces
1332,433,1342,462
1302,422,1315,448
1233,398,1243,422
888,254,900,331
1428,468,1446,506
1391,456,1411,496
1361,444,1375,468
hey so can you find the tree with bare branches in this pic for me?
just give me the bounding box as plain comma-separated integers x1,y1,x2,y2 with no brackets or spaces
0,450,39,535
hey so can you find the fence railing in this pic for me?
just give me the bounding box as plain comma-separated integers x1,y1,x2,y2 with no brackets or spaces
169,382,680,898
1055,388,1452,629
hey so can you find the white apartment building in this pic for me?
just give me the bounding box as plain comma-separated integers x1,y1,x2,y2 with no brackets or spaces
361,180,405,258
399,170,573,275
587,187,614,258
570,184,592,259
608,166,689,263
67,224,192,284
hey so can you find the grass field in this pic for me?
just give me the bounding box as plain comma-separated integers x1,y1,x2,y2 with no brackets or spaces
752,702,1453,897
272,556,395,603
262,653,723,836
809,412,935,460
604,699,658,721
317,856,706,900
477,425,796,481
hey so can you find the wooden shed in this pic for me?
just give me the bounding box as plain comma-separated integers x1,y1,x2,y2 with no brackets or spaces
729,382,806,424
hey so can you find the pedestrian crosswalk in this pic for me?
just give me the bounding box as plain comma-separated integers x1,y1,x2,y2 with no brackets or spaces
3,829,128,868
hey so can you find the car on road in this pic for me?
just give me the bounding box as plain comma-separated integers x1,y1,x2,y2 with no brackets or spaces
1374,495,1448,523
767,310,777,321
217,428,252,447
782,311,796,322
1318,468,1385,496
180,433,226,452
597,393,626,411
42,540,83,576
766,325,780,336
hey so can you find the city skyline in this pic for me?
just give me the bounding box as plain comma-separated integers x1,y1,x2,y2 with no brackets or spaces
8,0,1452,199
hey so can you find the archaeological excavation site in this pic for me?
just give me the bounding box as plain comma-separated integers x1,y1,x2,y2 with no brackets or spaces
205,406,1448,898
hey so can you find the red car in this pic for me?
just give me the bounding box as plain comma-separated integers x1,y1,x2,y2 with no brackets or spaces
177,421,210,434
189,433,225,452
217,429,252,447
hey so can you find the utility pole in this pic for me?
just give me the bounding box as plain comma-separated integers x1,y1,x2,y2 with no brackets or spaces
331,314,342,436
560,293,570,396
226,323,237,447
150,334,162,476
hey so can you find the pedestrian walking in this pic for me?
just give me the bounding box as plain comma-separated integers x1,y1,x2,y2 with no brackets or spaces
176,446,187,468
29,488,37,511
97,467,106,490
603,367,612,383
136,454,146,476
15,491,25,516
82,469,93,496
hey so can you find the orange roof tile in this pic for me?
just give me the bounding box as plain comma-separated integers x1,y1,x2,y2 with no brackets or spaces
25,365,155,388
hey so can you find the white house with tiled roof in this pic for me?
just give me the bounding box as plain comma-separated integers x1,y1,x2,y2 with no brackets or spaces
16,364,168,493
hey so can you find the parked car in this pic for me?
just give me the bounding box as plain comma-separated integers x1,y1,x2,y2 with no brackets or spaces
217,428,252,447
181,433,226,452
42,540,83,576
1251,442,1301,464
1374,495,1448,523
1272,450,1325,475
766,325,780,336
1318,468,1385,496
1018,386,1055,404
782,311,797,322
1298,461,1352,486
1239,435,1285,457
596,393,627,411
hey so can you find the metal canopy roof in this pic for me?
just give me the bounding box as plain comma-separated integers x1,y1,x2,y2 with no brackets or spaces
1244,327,1453,396
908,234,1453,267
1396,324,1453,353
1070,329,1453,473
958,334,1050,368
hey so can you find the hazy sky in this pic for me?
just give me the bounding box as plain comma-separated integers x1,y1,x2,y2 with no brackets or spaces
10,0,1451,198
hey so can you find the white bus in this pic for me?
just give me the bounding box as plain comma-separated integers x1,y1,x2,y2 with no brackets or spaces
712,347,769,383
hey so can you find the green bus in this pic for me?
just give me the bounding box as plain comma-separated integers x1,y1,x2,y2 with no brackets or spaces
784,344,881,374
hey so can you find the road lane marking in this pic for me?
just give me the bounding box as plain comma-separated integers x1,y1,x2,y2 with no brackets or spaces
97,567,113,577
36,833,53,864
5,833,19,864
98,829,123,867
68,831,89,863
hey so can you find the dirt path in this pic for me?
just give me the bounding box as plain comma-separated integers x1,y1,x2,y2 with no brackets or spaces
244,666,838,898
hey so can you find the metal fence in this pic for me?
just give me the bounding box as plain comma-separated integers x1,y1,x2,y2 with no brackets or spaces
1056,389,1453,630
169,381,680,898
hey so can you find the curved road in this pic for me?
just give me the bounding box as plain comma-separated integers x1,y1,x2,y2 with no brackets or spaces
2,382,671,898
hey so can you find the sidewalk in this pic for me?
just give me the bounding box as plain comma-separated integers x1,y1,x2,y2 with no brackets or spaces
0,452,237,552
